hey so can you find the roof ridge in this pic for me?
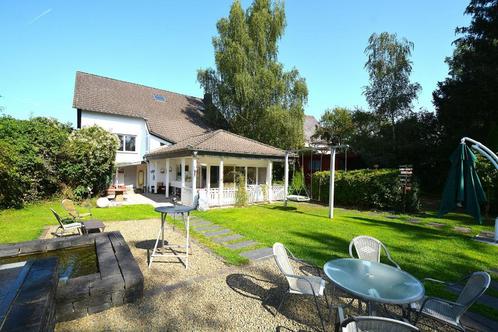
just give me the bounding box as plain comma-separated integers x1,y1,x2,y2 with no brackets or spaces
75,71,203,101
173,130,217,144
214,129,285,152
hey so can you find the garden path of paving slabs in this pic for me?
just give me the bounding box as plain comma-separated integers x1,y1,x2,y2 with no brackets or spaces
190,216,273,261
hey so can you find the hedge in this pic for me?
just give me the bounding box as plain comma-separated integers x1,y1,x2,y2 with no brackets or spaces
0,116,118,208
311,169,420,212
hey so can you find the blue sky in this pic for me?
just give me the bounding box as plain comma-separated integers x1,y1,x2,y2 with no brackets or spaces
0,1,470,126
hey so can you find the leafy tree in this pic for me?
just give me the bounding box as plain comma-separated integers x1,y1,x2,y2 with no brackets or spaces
349,108,387,167
60,126,119,198
313,107,355,145
197,0,307,149
363,32,421,157
349,109,443,191
434,0,498,153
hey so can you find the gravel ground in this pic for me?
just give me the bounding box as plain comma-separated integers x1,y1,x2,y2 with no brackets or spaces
51,219,326,331
47,220,453,331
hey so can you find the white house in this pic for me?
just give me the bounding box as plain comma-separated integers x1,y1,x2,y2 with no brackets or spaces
73,72,289,208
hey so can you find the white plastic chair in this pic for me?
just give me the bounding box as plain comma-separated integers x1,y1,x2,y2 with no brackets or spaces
411,272,491,331
273,242,328,331
349,235,400,269
336,306,419,332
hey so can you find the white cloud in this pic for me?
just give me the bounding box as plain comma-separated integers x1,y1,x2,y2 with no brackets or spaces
28,8,52,25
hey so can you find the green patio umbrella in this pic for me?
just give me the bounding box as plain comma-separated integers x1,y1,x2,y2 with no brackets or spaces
438,143,487,224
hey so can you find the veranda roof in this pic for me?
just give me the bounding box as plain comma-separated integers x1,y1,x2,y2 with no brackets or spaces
146,129,287,159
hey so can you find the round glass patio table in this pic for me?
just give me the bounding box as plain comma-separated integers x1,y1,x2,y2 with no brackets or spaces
323,258,424,315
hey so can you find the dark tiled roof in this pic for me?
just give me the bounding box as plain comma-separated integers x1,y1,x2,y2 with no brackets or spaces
304,115,319,143
147,129,286,159
73,72,211,143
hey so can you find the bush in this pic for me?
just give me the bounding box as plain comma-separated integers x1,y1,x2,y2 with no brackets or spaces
476,155,498,215
0,116,119,207
0,141,24,208
0,116,71,208
311,169,420,212
235,174,248,207
59,126,119,199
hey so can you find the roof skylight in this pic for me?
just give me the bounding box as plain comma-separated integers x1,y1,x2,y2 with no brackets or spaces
153,94,166,102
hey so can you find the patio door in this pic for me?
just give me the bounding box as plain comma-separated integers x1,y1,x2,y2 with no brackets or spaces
117,169,125,185
197,165,207,188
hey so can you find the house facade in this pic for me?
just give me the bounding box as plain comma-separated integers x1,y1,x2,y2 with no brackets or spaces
73,72,289,208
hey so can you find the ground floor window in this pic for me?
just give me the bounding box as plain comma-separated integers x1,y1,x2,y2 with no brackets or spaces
247,167,256,185
223,166,235,187
257,168,267,185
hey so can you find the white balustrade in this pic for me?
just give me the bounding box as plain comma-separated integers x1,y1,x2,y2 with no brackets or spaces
202,184,284,207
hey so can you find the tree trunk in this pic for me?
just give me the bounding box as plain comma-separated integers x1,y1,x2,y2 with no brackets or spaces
391,116,397,161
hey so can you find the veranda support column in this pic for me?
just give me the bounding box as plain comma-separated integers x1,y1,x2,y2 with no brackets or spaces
153,160,158,193
191,153,197,207
165,159,170,197
244,166,248,189
284,152,289,206
219,159,224,206
206,164,211,191
329,147,336,219
181,158,186,201
266,160,273,202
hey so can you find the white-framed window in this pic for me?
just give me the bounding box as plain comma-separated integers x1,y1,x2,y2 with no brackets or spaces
117,134,137,152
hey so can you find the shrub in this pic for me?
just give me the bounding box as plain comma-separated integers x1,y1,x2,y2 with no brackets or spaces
0,141,24,208
235,174,248,207
311,169,420,212
476,155,498,215
290,170,306,195
59,126,119,199
0,116,71,207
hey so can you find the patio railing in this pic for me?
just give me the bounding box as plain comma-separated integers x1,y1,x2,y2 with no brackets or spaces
195,184,285,208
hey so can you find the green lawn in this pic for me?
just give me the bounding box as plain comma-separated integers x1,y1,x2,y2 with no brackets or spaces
0,199,157,244
194,202,498,319
2,199,498,318
195,202,497,278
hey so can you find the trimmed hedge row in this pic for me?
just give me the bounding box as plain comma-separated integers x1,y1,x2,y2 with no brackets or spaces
311,169,420,212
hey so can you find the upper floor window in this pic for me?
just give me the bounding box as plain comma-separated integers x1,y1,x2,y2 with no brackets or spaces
117,134,136,152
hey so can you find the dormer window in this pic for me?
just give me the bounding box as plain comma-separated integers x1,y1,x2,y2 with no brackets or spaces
153,94,166,102
117,134,136,152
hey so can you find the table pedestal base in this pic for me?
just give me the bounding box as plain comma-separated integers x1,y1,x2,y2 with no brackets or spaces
148,212,190,269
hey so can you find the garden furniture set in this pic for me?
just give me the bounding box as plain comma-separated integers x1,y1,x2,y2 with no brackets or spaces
272,235,490,331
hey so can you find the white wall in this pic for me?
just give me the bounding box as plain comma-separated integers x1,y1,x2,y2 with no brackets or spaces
80,110,171,164
81,111,146,164
149,135,170,152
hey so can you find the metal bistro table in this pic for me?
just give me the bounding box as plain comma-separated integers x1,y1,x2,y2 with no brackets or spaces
323,258,424,317
149,204,195,269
